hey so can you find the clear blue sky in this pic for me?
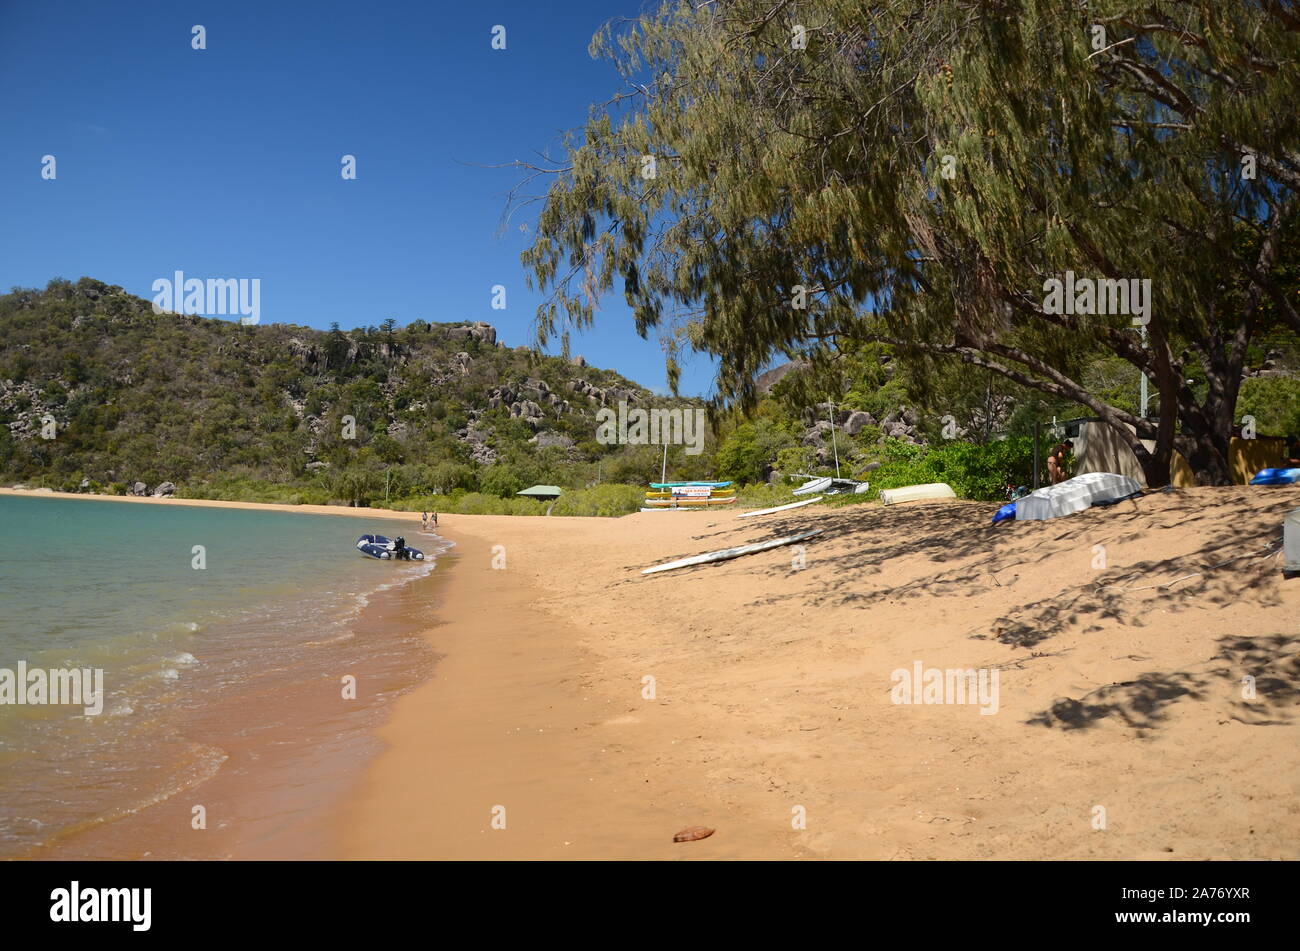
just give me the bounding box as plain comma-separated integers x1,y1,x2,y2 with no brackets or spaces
0,0,718,397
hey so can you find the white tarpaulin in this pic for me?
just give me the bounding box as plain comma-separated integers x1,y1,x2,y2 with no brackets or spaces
1015,472,1143,521
1286,508,1300,572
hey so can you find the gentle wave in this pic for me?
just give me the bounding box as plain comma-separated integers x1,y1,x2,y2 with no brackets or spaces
0,496,449,858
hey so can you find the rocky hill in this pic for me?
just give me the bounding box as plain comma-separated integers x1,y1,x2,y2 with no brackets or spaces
0,277,700,500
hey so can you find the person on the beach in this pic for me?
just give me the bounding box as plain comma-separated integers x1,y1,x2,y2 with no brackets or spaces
1284,436,1300,468
1047,440,1073,484
421,511,428,531
431,512,438,528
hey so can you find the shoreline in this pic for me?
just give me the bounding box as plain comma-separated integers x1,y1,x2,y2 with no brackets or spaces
0,488,444,860
0,487,428,523
6,484,1297,859
335,520,797,859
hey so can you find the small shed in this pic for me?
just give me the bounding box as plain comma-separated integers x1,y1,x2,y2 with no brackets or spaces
517,485,562,501
1060,417,1288,487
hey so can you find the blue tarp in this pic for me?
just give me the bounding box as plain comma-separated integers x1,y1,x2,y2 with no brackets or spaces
991,502,1016,524
1249,468,1300,486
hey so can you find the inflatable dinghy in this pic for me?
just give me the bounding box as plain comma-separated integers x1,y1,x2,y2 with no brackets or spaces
356,534,424,561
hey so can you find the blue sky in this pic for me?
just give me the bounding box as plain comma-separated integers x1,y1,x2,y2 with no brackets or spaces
0,0,718,397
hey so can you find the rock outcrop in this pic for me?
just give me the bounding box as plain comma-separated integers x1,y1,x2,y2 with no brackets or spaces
532,432,576,451
446,322,497,345
755,360,807,395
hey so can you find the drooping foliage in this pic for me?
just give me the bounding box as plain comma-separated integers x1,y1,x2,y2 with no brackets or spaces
522,0,1300,485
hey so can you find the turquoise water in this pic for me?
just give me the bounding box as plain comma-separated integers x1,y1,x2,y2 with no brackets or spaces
0,495,443,857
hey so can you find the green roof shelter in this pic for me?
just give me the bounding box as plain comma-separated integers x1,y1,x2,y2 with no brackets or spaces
517,485,563,501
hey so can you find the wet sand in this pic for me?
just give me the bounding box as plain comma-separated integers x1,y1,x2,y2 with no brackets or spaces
2,488,437,860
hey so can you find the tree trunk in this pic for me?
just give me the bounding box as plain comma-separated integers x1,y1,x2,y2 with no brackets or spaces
1175,319,1250,487
1175,430,1233,486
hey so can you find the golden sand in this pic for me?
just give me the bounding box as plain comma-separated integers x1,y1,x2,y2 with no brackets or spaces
343,486,1300,859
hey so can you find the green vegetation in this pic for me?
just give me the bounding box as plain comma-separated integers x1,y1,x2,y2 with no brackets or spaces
0,278,709,513
3,270,1294,516
860,438,1036,503
522,1,1300,487
1238,375,1300,440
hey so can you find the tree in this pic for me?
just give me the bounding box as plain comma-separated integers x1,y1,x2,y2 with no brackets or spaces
332,460,382,506
427,461,476,494
325,322,350,373
715,417,796,484
478,464,528,497
521,0,1300,485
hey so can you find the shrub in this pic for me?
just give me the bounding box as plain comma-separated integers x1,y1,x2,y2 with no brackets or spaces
862,437,1034,501
478,465,526,498
1238,375,1300,438
735,482,794,508
550,484,643,516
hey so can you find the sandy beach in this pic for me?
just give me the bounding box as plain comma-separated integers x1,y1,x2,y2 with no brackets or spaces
344,485,1300,860
0,487,426,523
6,486,1297,859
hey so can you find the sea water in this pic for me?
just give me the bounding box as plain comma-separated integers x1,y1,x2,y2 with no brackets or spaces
0,494,445,858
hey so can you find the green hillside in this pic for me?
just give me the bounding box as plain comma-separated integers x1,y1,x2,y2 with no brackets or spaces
0,277,709,509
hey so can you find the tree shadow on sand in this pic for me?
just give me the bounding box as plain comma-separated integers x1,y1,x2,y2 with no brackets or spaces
969,489,1294,648
1027,634,1300,733
635,492,1297,654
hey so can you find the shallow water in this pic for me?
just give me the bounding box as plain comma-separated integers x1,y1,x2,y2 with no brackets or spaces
0,495,445,858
